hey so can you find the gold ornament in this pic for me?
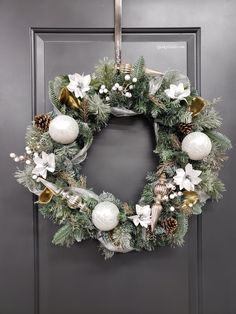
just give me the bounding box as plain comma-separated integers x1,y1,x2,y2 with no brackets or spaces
181,191,199,214
66,194,83,209
190,97,205,117
37,178,85,209
38,187,54,204
151,203,162,232
116,63,133,74
151,173,170,232
59,87,80,110
153,173,169,197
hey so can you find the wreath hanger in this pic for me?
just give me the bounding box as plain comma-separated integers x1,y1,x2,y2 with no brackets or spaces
114,0,163,76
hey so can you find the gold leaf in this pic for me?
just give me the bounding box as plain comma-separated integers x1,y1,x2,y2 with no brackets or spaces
181,191,199,215
38,187,54,204
190,96,205,117
59,87,80,110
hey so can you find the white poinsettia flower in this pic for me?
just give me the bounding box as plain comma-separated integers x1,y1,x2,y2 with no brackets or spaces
165,83,190,100
32,151,55,179
129,204,151,228
67,73,91,98
173,163,202,191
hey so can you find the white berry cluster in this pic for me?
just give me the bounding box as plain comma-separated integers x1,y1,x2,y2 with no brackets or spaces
160,182,184,212
99,85,110,101
99,75,138,101
9,146,33,165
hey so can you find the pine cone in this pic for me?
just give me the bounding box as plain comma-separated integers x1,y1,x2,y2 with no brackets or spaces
34,114,51,131
178,122,193,135
160,217,178,234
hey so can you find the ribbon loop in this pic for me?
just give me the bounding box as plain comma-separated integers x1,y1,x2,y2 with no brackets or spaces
114,0,122,65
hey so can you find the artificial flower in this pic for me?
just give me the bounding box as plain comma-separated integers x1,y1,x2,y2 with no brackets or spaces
67,73,91,98
129,204,151,228
32,151,55,179
165,83,190,100
173,163,202,191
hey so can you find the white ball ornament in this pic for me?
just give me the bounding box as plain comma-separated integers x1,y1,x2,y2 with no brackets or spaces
92,201,119,231
182,131,212,160
49,115,79,144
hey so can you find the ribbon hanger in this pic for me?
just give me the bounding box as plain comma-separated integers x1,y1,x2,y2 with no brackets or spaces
114,0,122,66
114,0,163,76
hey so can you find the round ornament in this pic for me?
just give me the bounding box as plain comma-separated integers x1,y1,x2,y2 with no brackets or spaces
182,131,212,160
92,201,119,231
48,115,79,144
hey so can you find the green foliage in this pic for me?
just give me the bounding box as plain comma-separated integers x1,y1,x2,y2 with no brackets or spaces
194,100,222,130
52,224,74,247
140,183,154,205
48,75,69,110
99,192,122,208
171,213,188,246
88,94,111,129
133,56,145,80
205,130,232,151
15,165,41,193
200,170,225,200
93,58,116,89
111,222,133,248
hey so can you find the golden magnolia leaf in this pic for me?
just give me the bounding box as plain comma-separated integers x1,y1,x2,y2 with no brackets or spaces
59,87,80,110
190,96,205,117
38,187,54,204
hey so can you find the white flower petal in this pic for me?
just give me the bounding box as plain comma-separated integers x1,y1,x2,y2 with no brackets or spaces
140,217,151,228
185,163,193,174
183,179,195,191
129,215,140,226
177,83,184,93
41,151,48,161
176,168,185,176
74,73,82,81
192,170,202,178
47,153,55,168
82,74,91,86
135,205,142,216
142,205,151,217
67,81,77,93
165,88,175,99
33,155,43,165
191,177,202,185
181,88,190,98
41,168,48,179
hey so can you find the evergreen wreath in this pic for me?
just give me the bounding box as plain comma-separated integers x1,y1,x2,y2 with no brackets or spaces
10,57,232,259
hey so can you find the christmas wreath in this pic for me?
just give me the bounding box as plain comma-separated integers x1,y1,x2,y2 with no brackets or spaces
11,57,231,259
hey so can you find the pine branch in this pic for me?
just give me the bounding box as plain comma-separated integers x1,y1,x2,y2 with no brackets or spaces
133,56,145,79
200,170,225,200
52,223,74,246
194,101,222,130
205,130,232,151
88,94,111,128
93,58,116,89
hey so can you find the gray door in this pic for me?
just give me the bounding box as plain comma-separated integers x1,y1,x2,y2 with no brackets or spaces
0,1,235,314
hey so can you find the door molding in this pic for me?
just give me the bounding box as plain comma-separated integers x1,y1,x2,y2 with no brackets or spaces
30,27,201,314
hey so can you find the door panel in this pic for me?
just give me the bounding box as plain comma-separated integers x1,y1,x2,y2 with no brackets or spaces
33,28,200,314
1,1,235,314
